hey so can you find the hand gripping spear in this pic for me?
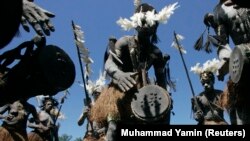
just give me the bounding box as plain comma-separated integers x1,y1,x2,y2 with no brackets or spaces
51,91,68,141
173,31,202,117
72,21,93,127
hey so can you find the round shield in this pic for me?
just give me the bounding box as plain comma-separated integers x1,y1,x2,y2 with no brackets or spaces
131,85,171,122
229,47,246,83
38,45,76,93
0,45,75,105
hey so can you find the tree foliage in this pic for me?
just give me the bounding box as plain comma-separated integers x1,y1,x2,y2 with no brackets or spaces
59,134,72,141
74,137,83,141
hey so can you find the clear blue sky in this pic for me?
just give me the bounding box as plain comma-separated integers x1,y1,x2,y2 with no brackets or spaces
2,0,231,139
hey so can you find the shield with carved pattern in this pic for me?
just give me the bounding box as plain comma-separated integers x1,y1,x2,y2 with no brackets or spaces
229,46,248,83
131,85,171,122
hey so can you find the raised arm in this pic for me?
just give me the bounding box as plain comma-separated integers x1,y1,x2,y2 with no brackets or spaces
0,104,10,119
105,36,136,92
152,47,169,89
191,97,204,123
22,0,55,36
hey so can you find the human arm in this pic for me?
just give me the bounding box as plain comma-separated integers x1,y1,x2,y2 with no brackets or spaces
0,104,9,120
191,97,204,123
204,10,232,81
152,48,170,89
214,16,232,81
77,106,89,126
27,118,50,131
105,36,137,92
27,102,41,125
22,0,55,36
224,0,250,8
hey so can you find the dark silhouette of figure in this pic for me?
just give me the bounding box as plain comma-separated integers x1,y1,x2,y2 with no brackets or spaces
201,0,250,124
224,0,250,8
192,71,227,125
0,36,75,106
91,3,176,141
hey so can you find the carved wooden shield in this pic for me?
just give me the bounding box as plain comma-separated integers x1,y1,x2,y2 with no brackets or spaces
131,85,171,122
229,46,246,83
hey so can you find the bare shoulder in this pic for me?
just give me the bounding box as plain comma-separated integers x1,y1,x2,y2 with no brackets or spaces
214,89,224,96
39,111,50,120
115,35,133,47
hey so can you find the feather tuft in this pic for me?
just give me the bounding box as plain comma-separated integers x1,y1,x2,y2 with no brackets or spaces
156,2,179,24
72,23,94,78
117,2,179,31
194,32,204,51
190,58,220,75
172,33,187,54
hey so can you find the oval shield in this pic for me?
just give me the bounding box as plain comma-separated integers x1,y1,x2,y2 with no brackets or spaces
229,46,246,83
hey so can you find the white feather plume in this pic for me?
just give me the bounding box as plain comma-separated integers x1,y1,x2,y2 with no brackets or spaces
172,33,187,54
190,58,220,75
116,17,134,31
35,95,50,107
73,23,94,78
190,63,203,75
156,2,179,24
79,71,106,95
95,71,106,88
117,2,179,31
145,10,157,27
130,12,145,28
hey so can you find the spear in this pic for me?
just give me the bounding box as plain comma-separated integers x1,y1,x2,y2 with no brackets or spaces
71,21,94,131
173,31,195,96
54,90,68,125
71,21,92,106
52,90,68,141
173,31,202,114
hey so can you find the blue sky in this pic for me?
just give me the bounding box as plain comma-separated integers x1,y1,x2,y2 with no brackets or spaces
2,0,231,139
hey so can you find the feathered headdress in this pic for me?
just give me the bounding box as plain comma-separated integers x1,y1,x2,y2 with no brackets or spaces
85,71,106,95
36,95,66,119
116,2,179,31
190,58,220,75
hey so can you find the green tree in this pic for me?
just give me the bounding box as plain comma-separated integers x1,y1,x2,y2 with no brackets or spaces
74,137,82,141
59,134,72,141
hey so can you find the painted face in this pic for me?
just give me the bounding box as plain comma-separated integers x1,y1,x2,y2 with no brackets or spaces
6,101,26,124
135,20,157,36
200,72,214,90
134,3,158,36
45,100,53,111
